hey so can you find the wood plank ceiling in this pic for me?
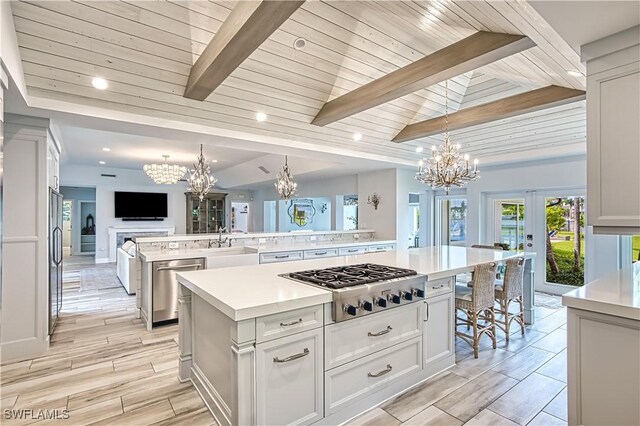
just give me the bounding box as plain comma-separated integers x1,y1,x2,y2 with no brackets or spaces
11,0,587,165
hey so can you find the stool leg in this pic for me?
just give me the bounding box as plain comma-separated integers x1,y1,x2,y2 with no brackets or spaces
504,298,511,342
517,296,525,335
490,307,497,349
472,311,479,359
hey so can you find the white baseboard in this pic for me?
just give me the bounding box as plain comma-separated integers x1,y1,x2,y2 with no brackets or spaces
1,336,49,362
95,257,111,264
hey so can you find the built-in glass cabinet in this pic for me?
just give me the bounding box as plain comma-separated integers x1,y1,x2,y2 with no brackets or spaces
186,192,227,234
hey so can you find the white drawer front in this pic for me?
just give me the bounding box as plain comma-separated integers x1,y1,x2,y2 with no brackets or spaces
259,251,304,264
426,277,453,298
367,243,396,253
257,328,324,425
325,337,422,415
257,305,324,343
303,248,339,259
325,303,423,369
338,246,368,256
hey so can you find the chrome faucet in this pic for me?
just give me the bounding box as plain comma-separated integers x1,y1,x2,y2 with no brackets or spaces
215,227,228,248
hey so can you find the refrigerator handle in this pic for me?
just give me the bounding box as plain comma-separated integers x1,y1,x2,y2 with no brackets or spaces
54,227,63,264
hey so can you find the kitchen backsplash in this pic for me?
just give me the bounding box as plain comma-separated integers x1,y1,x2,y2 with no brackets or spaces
135,231,377,253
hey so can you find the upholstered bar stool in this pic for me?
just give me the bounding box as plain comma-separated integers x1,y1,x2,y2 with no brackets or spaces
494,257,526,341
455,262,498,358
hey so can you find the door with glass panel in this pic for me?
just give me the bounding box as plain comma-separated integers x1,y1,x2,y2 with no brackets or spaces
436,197,467,246
495,200,525,251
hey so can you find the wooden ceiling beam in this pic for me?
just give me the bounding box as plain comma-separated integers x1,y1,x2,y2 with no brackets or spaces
392,85,586,143
184,0,304,101
311,31,535,126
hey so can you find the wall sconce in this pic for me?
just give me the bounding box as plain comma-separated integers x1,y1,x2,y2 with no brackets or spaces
367,193,380,210
320,203,328,213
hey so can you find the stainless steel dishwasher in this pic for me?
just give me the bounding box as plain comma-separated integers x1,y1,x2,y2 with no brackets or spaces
152,258,205,323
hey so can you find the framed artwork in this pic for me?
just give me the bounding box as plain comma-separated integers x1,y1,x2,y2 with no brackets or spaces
288,199,316,227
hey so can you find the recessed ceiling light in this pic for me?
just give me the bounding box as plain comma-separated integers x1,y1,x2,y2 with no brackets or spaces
353,133,362,141
102,147,111,152
91,77,109,90
567,70,583,78
416,146,424,153
98,161,106,165
293,37,307,50
255,112,267,122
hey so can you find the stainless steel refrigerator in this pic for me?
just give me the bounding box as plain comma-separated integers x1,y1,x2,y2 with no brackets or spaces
49,189,63,334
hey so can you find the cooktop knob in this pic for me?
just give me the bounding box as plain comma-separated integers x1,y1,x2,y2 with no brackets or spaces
402,291,413,301
362,301,373,312
391,294,401,304
376,297,387,308
344,304,358,316
413,288,425,298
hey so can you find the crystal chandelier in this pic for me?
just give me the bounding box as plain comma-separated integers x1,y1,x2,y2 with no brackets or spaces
416,80,479,194
187,144,218,201
275,155,298,199
143,155,187,184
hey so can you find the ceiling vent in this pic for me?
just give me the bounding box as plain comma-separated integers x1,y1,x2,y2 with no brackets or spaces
258,166,271,174
100,173,117,178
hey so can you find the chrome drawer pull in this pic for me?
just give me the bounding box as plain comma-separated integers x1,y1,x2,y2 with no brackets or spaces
280,318,303,327
275,255,290,259
368,325,393,337
368,364,392,378
273,348,309,363
347,249,358,253
314,252,327,255
431,284,446,289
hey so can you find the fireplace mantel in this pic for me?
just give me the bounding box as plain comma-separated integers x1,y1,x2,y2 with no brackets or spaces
105,226,175,263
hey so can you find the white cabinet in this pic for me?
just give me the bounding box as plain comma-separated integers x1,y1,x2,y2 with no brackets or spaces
324,337,422,415
324,303,422,370
338,246,368,256
303,248,339,259
256,327,324,425
585,29,640,234
423,292,454,376
367,243,396,253
259,250,304,264
567,307,640,426
256,305,324,343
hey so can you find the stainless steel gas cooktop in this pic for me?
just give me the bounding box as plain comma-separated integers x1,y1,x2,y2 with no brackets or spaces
281,263,426,322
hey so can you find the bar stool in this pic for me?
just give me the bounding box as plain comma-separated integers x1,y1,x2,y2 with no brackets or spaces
494,257,526,341
455,262,498,358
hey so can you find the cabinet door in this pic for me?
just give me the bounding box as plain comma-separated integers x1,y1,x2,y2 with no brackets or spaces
424,293,454,367
256,328,323,425
587,61,640,231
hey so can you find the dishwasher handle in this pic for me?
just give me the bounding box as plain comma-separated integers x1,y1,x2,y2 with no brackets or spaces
155,264,203,272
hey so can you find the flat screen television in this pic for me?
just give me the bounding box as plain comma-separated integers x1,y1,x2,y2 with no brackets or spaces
114,191,168,219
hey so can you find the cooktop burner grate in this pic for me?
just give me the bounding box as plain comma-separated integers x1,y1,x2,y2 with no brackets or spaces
287,263,417,289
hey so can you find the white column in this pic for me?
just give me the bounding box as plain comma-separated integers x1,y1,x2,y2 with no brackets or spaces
178,284,193,382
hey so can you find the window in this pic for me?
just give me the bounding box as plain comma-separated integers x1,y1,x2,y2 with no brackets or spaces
496,200,525,251
437,198,467,246
343,195,358,230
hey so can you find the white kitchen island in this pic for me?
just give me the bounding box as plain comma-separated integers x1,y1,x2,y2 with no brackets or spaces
176,246,535,426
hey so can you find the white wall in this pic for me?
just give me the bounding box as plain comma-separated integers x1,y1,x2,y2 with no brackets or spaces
357,169,397,241
60,165,189,263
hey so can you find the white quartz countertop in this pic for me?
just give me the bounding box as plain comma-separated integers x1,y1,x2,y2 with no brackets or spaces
176,246,532,321
135,229,375,243
138,239,396,262
562,266,640,321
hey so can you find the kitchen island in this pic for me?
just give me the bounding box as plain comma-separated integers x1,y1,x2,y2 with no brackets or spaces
176,246,535,425
563,266,640,426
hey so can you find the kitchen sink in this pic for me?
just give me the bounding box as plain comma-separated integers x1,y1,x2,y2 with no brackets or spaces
200,246,260,269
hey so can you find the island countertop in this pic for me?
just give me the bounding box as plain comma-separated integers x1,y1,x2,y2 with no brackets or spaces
176,246,533,321
562,266,640,320
138,239,396,262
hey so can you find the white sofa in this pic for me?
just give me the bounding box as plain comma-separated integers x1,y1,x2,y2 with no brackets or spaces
116,247,140,295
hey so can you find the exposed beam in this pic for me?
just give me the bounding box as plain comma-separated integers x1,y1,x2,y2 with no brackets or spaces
392,85,586,143
184,1,304,101
311,31,535,126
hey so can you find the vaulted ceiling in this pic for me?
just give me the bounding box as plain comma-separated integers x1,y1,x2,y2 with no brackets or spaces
11,0,587,166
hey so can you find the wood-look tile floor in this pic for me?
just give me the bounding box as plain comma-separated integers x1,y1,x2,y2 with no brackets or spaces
1,262,216,426
349,299,568,426
2,262,568,426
